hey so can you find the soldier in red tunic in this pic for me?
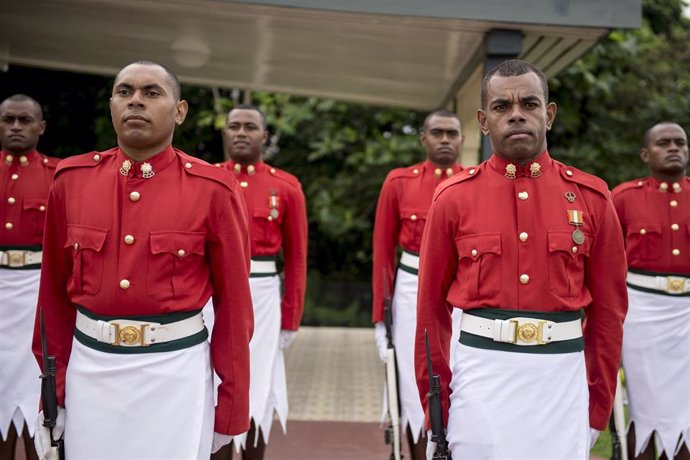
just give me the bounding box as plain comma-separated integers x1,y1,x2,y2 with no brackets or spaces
0,94,57,460
210,104,307,460
371,109,463,459
32,61,253,459
415,60,628,459
612,122,690,460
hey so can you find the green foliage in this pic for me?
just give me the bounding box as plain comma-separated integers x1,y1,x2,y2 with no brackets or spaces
549,0,690,187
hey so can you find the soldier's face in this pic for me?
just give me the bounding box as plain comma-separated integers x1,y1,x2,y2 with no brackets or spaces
110,64,187,156
224,109,267,163
0,100,45,155
477,72,556,164
641,123,688,176
420,115,462,167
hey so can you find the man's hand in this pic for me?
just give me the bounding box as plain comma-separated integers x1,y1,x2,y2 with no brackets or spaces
211,432,233,453
34,407,65,460
279,330,297,350
425,429,437,460
374,322,388,362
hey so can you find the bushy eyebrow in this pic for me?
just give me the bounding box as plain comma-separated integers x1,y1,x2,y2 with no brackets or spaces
114,82,167,94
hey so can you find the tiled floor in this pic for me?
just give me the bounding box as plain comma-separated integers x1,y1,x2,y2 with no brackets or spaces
284,326,383,423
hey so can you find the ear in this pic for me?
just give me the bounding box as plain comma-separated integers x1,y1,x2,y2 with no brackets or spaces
38,120,47,136
262,129,269,145
545,102,557,130
476,109,489,135
640,147,650,164
175,100,189,126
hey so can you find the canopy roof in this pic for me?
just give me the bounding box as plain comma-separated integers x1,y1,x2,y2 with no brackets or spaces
2,0,640,110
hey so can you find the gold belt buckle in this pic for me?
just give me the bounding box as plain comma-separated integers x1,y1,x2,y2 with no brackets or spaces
666,276,686,294
510,319,547,345
6,250,26,267
112,323,150,346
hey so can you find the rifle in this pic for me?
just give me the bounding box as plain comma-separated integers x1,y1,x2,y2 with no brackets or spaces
609,370,627,460
425,330,451,460
39,308,66,460
383,271,402,460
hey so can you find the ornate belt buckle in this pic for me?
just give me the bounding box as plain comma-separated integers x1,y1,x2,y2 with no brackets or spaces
111,323,149,346
510,319,547,345
7,250,26,267
666,277,686,294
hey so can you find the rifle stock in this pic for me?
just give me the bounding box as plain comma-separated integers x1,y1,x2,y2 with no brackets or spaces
425,330,451,460
39,309,65,459
382,270,402,460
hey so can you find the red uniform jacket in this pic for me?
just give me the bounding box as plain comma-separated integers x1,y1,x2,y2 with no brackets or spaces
1,149,59,246
612,176,690,274
415,152,628,431
372,160,462,322
32,146,254,435
222,160,307,330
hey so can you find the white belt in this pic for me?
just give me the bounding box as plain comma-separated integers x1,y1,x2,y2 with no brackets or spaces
460,314,582,346
627,271,690,295
250,258,277,275
76,310,205,347
0,249,42,267
400,251,419,270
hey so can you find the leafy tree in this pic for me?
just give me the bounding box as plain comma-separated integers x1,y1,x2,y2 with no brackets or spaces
549,0,690,187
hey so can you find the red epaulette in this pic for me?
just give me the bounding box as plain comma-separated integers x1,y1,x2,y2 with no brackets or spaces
556,162,611,199
266,164,303,189
611,178,646,197
177,151,237,193
55,149,117,177
433,164,482,201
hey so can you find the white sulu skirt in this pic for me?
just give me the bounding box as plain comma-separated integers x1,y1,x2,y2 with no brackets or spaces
64,339,214,459
380,268,461,443
445,313,590,460
622,287,690,457
203,275,287,449
0,269,42,440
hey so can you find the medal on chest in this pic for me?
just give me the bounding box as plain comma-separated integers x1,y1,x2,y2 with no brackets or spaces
567,209,585,244
268,191,280,220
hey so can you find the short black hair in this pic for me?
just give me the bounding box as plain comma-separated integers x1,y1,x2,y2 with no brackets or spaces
0,94,43,120
642,121,684,147
228,104,268,130
481,59,549,109
116,61,182,101
422,109,461,132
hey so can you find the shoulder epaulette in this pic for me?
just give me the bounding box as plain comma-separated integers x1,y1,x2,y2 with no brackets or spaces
177,151,236,192
612,178,646,196
39,155,60,169
556,162,610,199
266,165,302,189
55,150,114,176
433,165,482,200
382,163,424,183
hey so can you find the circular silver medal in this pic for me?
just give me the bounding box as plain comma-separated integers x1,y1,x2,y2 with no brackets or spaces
269,209,279,219
572,229,585,245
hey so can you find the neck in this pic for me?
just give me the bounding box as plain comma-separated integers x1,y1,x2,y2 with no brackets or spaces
118,142,169,162
230,155,261,166
2,147,36,156
428,158,457,169
652,170,686,183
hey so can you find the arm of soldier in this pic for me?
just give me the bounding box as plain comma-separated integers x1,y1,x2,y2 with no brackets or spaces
414,195,457,428
279,182,308,332
32,179,75,408
372,174,401,323
208,183,254,435
583,198,628,430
